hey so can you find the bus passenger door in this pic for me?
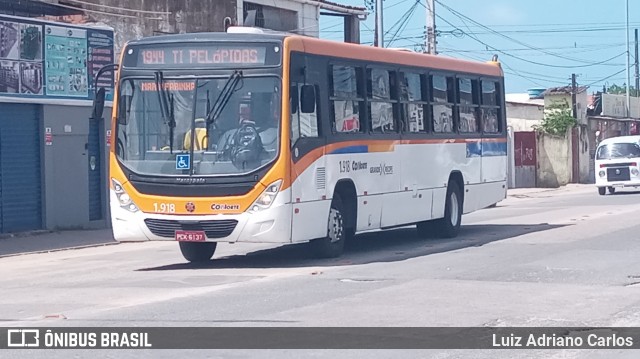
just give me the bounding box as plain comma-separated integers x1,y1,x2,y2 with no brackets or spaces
289,61,327,242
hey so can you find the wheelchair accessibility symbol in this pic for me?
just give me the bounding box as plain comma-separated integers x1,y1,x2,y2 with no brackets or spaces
176,154,190,170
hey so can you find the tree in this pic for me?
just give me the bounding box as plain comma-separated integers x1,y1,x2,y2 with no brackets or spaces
607,83,639,97
534,99,577,136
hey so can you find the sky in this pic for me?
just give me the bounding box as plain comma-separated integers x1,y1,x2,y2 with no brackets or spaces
318,0,637,94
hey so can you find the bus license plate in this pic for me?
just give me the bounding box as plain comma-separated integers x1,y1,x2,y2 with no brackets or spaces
175,230,206,242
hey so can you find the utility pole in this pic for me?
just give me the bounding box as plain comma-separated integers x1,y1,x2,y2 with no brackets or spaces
571,73,577,119
375,0,383,47
626,0,631,117
635,28,639,96
425,0,436,54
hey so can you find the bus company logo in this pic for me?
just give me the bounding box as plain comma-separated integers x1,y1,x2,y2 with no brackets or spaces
211,203,240,211
185,202,196,212
7,329,40,347
370,163,394,176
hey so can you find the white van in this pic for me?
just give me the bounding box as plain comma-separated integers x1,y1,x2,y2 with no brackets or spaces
595,135,640,195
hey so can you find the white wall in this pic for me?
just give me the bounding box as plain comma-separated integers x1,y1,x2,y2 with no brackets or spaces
245,0,320,36
506,102,544,131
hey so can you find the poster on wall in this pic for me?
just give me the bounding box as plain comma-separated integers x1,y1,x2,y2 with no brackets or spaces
0,60,19,93
19,23,43,95
0,20,21,94
0,21,20,60
87,28,114,100
0,15,112,100
44,25,88,97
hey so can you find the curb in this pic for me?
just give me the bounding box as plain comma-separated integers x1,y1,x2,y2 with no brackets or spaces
507,184,593,197
0,230,54,240
0,241,119,259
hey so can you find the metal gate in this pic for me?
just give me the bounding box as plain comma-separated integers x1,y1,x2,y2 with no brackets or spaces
0,103,42,232
514,131,537,188
88,117,103,221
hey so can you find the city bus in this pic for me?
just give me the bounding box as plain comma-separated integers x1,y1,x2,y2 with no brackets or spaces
91,27,507,262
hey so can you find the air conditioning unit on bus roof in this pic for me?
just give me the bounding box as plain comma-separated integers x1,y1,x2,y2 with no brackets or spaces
226,26,297,36
386,48,417,53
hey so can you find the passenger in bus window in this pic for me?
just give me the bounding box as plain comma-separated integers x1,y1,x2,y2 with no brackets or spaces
183,118,208,151
258,104,278,153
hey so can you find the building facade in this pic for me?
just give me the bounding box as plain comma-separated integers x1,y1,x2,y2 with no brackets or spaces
39,0,366,57
0,8,115,233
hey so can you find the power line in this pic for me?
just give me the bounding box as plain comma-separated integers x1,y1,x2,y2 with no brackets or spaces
433,0,621,66
584,68,630,88
425,2,627,69
386,0,420,47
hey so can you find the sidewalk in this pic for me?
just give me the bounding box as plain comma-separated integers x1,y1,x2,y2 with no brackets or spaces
0,228,116,257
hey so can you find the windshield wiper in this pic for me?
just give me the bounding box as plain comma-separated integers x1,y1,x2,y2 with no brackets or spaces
154,71,176,154
205,71,243,149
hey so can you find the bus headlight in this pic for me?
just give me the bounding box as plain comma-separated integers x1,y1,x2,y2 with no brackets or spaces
112,178,139,213
249,179,282,213
599,170,606,178
632,168,639,176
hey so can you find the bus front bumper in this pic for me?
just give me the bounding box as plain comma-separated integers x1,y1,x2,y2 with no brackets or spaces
110,192,292,244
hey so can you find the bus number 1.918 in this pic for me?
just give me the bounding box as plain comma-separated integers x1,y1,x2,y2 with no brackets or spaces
154,203,176,213
339,160,350,173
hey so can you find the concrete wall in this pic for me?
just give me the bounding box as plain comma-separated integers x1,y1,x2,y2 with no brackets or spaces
506,102,544,131
247,0,319,36
68,0,238,58
42,104,111,230
45,0,326,59
536,130,572,188
544,92,588,124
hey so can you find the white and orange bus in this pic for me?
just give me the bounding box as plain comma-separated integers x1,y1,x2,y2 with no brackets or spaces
91,27,508,262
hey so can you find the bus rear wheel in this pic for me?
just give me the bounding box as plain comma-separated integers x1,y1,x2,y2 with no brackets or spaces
179,241,217,262
310,195,346,258
433,181,463,238
608,186,616,194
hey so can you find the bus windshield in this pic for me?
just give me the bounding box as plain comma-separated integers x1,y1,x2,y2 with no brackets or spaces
596,142,640,160
115,75,281,176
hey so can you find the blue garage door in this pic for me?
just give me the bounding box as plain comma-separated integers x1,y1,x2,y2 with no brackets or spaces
0,103,42,233
88,117,102,221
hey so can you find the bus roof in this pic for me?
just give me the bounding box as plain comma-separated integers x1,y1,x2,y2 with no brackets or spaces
287,36,503,77
125,31,503,78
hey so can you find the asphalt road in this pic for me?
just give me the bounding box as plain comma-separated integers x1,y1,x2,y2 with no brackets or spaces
3,185,640,358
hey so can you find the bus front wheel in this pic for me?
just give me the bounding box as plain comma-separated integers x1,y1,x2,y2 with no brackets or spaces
310,195,346,258
433,181,463,238
179,241,217,262
598,187,606,195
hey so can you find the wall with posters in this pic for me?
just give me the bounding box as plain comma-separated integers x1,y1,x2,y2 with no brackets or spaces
0,14,114,100
0,14,115,233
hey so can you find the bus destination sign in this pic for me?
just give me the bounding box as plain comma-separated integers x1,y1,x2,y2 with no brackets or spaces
125,43,277,68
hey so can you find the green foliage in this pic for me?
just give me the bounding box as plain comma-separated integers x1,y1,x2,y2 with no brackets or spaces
607,83,639,96
534,100,577,136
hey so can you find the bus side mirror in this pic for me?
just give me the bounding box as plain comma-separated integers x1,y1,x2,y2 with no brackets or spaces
117,95,131,125
290,85,298,114
300,84,315,114
91,87,106,120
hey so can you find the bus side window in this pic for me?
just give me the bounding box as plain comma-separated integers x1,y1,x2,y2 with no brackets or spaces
480,81,501,134
291,83,319,147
